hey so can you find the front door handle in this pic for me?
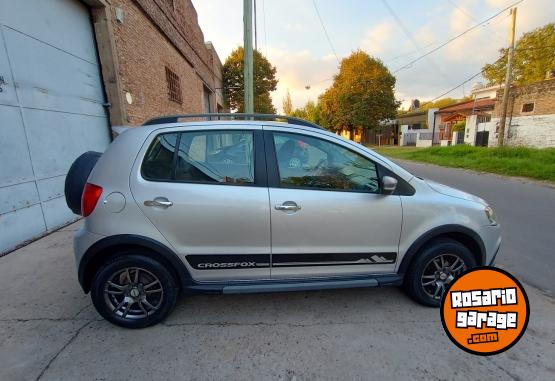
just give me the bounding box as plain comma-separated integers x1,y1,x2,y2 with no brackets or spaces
144,198,173,208
275,201,301,212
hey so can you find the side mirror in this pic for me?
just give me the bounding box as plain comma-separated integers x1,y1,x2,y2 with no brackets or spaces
382,176,398,195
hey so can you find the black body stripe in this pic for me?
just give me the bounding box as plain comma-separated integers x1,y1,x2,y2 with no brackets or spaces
186,253,397,270
186,254,270,270
272,253,397,267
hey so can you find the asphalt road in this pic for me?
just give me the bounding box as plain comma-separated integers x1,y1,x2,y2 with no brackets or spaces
394,160,555,296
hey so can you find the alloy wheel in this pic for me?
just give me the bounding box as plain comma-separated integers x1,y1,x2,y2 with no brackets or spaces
103,267,164,319
421,254,467,300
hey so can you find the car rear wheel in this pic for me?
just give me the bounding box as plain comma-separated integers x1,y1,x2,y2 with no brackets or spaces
91,254,178,328
405,238,476,307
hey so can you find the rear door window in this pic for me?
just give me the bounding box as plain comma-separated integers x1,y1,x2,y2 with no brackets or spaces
142,130,255,185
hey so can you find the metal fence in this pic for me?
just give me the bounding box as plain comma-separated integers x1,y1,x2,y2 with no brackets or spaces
403,133,417,146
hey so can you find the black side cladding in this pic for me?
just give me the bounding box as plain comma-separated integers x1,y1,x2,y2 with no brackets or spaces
64,151,102,215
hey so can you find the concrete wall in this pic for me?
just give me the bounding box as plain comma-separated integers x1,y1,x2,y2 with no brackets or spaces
464,115,477,145
470,115,555,148
506,115,555,148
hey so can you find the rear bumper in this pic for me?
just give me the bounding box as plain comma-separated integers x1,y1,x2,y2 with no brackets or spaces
73,225,105,281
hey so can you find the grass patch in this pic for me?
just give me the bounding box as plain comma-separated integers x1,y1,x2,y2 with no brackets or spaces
372,145,555,183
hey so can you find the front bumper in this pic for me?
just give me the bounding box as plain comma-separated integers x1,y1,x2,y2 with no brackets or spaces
481,224,502,266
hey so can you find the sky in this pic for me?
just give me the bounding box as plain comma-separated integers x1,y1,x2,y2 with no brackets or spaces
191,0,555,112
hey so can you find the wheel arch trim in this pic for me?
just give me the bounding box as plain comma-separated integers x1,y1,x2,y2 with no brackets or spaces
78,234,191,293
397,224,486,275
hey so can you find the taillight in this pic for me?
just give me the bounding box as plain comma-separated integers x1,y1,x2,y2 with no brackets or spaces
82,183,103,217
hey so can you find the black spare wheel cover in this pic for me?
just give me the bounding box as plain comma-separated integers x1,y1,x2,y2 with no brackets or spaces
64,151,102,215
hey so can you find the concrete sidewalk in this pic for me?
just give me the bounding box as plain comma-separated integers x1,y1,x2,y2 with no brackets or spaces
1,222,554,381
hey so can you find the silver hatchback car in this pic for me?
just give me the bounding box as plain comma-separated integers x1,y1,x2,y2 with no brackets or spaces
66,114,501,328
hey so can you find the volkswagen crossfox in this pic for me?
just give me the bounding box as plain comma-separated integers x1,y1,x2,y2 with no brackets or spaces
65,114,501,328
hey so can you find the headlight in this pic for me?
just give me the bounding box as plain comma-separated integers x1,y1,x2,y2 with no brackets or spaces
485,206,497,225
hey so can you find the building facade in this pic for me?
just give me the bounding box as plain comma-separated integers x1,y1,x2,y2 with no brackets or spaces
396,109,438,147
435,98,495,146
107,0,225,125
466,78,555,148
0,0,225,253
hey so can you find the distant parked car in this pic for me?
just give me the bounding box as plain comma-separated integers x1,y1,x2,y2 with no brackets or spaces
65,114,501,328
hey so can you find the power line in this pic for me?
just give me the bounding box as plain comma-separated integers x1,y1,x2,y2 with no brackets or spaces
446,0,506,43
312,0,340,64
428,40,555,103
428,52,506,102
429,71,483,102
394,0,524,73
381,0,451,82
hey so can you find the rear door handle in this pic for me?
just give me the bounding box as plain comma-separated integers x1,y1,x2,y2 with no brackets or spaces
144,198,173,208
275,201,301,212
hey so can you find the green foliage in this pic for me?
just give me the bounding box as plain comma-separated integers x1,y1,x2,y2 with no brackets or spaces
319,50,399,132
419,98,463,111
282,90,293,115
482,23,555,86
373,146,555,182
452,121,466,132
223,47,278,113
290,100,322,124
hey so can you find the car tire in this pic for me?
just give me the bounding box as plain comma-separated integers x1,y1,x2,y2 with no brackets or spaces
91,254,179,328
404,238,476,307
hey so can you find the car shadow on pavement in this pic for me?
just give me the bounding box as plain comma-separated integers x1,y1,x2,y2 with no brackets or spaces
165,286,435,327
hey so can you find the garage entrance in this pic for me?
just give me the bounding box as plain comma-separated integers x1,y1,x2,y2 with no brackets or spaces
0,0,111,252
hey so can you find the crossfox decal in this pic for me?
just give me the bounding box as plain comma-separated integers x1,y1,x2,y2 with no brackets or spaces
197,262,257,269
186,255,271,270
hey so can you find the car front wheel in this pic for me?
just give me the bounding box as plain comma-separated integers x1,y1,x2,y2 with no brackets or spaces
91,254,178,328
405,238,476,307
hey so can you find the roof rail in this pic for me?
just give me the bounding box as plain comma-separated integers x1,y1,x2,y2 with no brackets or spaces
142,113,324,130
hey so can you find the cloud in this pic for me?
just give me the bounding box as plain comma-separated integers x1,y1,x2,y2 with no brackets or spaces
192,0,554,115
266,47,338,113
360,21,396,56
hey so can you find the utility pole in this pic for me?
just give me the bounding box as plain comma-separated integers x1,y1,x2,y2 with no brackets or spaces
498,7,517,146
254,0,258,51
243,0,254,114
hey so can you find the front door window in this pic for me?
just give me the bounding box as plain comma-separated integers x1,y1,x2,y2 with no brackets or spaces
273,132,379,193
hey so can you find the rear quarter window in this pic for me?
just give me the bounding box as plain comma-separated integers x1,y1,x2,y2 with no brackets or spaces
141,133,178,181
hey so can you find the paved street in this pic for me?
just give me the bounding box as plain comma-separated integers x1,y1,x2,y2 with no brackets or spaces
394,160,555,296
1,219,555,380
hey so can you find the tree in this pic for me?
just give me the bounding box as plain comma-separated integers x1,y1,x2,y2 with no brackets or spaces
319,50,399,138
282,90,293,115
290,100,322,124
452,121,466,132
223,47,278,113
482,23,555,86
418,98,460,111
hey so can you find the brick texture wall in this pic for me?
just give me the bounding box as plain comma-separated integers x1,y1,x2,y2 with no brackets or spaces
109,0,224,125
494,79,555,118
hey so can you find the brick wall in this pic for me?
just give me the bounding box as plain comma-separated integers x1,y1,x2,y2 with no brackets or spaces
108,0,224,125
494,79,555,118
487,79,555,148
